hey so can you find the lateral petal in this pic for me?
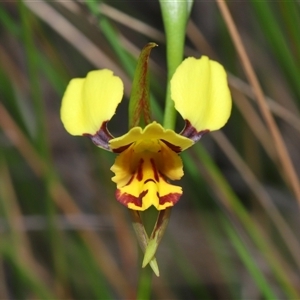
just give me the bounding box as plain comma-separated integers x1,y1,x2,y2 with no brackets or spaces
171,56,231,133
61,69,123,136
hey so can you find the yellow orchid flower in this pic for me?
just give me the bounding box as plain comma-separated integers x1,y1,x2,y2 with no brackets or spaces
61,56,231,211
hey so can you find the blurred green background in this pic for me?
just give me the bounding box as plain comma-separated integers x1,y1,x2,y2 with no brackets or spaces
1,1,300,299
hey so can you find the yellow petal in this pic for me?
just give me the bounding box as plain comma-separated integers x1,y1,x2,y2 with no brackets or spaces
109,121,194,152
61,69,123,135
171,56,232,132
111,140,184,211
110,144,135,188
157,141,183,180
114,156,182,211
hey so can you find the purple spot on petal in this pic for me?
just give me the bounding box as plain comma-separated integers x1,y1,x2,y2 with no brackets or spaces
84,121,113,151
160,139,182,153
180,120,209,143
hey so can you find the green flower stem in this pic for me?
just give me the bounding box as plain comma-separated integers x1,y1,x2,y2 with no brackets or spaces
136,263,153,300
159,0,193,130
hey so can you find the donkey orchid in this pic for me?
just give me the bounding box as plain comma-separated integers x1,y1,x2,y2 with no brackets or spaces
61,57,231,209
60,44,231,275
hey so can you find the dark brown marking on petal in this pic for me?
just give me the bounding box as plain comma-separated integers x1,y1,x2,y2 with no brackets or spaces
180,119,210,143
144,178,155,184
150,158,159,182
159,192,182,206
139,190,148,204
84,121,113,151
160,139,182,153
137,159,144,181
158,172,168,182
116,189,148,207
111,143,132,154
125,174,135,187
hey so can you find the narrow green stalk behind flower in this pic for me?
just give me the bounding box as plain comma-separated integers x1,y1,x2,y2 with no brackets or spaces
159,0,194,129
